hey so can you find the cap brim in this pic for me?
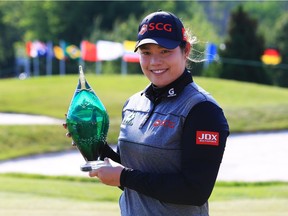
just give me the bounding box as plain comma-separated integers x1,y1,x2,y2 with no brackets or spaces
134,38,181,52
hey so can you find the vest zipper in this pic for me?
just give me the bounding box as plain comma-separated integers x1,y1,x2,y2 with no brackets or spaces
139,99,160,129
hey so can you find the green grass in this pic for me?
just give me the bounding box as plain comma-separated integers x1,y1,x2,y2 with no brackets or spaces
0,125,71,160
0,173,287,216
0,173,121,202
210,182,288,201
0,74,148,119
0,194,120,216
1,74,288,130
0,74,288,160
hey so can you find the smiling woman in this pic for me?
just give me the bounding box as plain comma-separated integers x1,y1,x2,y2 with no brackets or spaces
82,10,230,216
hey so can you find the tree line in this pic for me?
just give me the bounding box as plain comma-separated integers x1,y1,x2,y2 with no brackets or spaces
0,1,288,87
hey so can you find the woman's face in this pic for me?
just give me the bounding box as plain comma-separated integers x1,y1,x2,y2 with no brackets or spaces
138,43,189,88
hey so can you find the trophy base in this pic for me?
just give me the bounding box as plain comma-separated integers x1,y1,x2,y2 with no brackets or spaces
80,160,108,172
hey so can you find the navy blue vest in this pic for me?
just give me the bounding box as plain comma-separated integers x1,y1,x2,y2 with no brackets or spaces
118,82,218,216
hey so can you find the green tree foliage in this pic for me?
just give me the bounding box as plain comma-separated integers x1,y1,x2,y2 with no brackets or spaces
0,7,17,77
243,1,288,46
219,5,270,84
4,1,144,43
19,1,101,43
199,1,239,37
273,13,288,87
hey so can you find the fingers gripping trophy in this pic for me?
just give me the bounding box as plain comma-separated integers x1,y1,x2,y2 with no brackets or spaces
66,66,109,171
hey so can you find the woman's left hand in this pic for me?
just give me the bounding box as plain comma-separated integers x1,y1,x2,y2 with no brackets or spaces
89,158,124,187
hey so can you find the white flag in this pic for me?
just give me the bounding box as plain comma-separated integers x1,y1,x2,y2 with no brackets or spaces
96,40,124,61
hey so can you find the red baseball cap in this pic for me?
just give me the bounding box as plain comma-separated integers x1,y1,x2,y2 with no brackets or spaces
134,10,187,52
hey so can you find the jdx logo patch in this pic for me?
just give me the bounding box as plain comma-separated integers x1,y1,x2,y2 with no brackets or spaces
196,131,219,146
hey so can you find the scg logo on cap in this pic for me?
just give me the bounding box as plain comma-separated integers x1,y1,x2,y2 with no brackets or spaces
148,22,172,32
139,22,172,35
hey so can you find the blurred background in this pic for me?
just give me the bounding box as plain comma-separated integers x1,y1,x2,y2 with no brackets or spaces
1,0,288,87
1,1,288,215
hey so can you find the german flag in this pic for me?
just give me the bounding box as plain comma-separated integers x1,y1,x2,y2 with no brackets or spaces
261,48,281,65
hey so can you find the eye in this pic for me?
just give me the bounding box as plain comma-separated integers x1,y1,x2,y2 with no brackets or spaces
160,49,170,54
140,51,150,56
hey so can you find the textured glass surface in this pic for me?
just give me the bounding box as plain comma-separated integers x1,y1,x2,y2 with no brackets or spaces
66,66,109,161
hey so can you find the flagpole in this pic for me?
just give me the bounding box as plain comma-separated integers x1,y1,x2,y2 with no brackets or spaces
33,56,40,76
121,58,127,75
79,41,85,69
46,41,53,76
25,57,31,77
79,58,84,69
59,40,66,75
96,61,102,75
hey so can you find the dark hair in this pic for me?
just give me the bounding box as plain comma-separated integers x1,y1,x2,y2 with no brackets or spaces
179,41,187,52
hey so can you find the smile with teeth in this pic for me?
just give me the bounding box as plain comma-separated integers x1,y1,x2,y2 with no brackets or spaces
151,69,167,74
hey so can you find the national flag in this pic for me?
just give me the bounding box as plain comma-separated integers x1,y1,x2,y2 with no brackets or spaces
66,44,81,59
81,40,97,62
261,48,281,65
122,40,140,63
96,40,124,61
25,41,33,57
53,46,65,60
205,43,217,63
26,40,47,58
46,41,53,76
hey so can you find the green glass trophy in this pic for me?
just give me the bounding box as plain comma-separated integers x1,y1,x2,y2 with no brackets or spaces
66,65,109,171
